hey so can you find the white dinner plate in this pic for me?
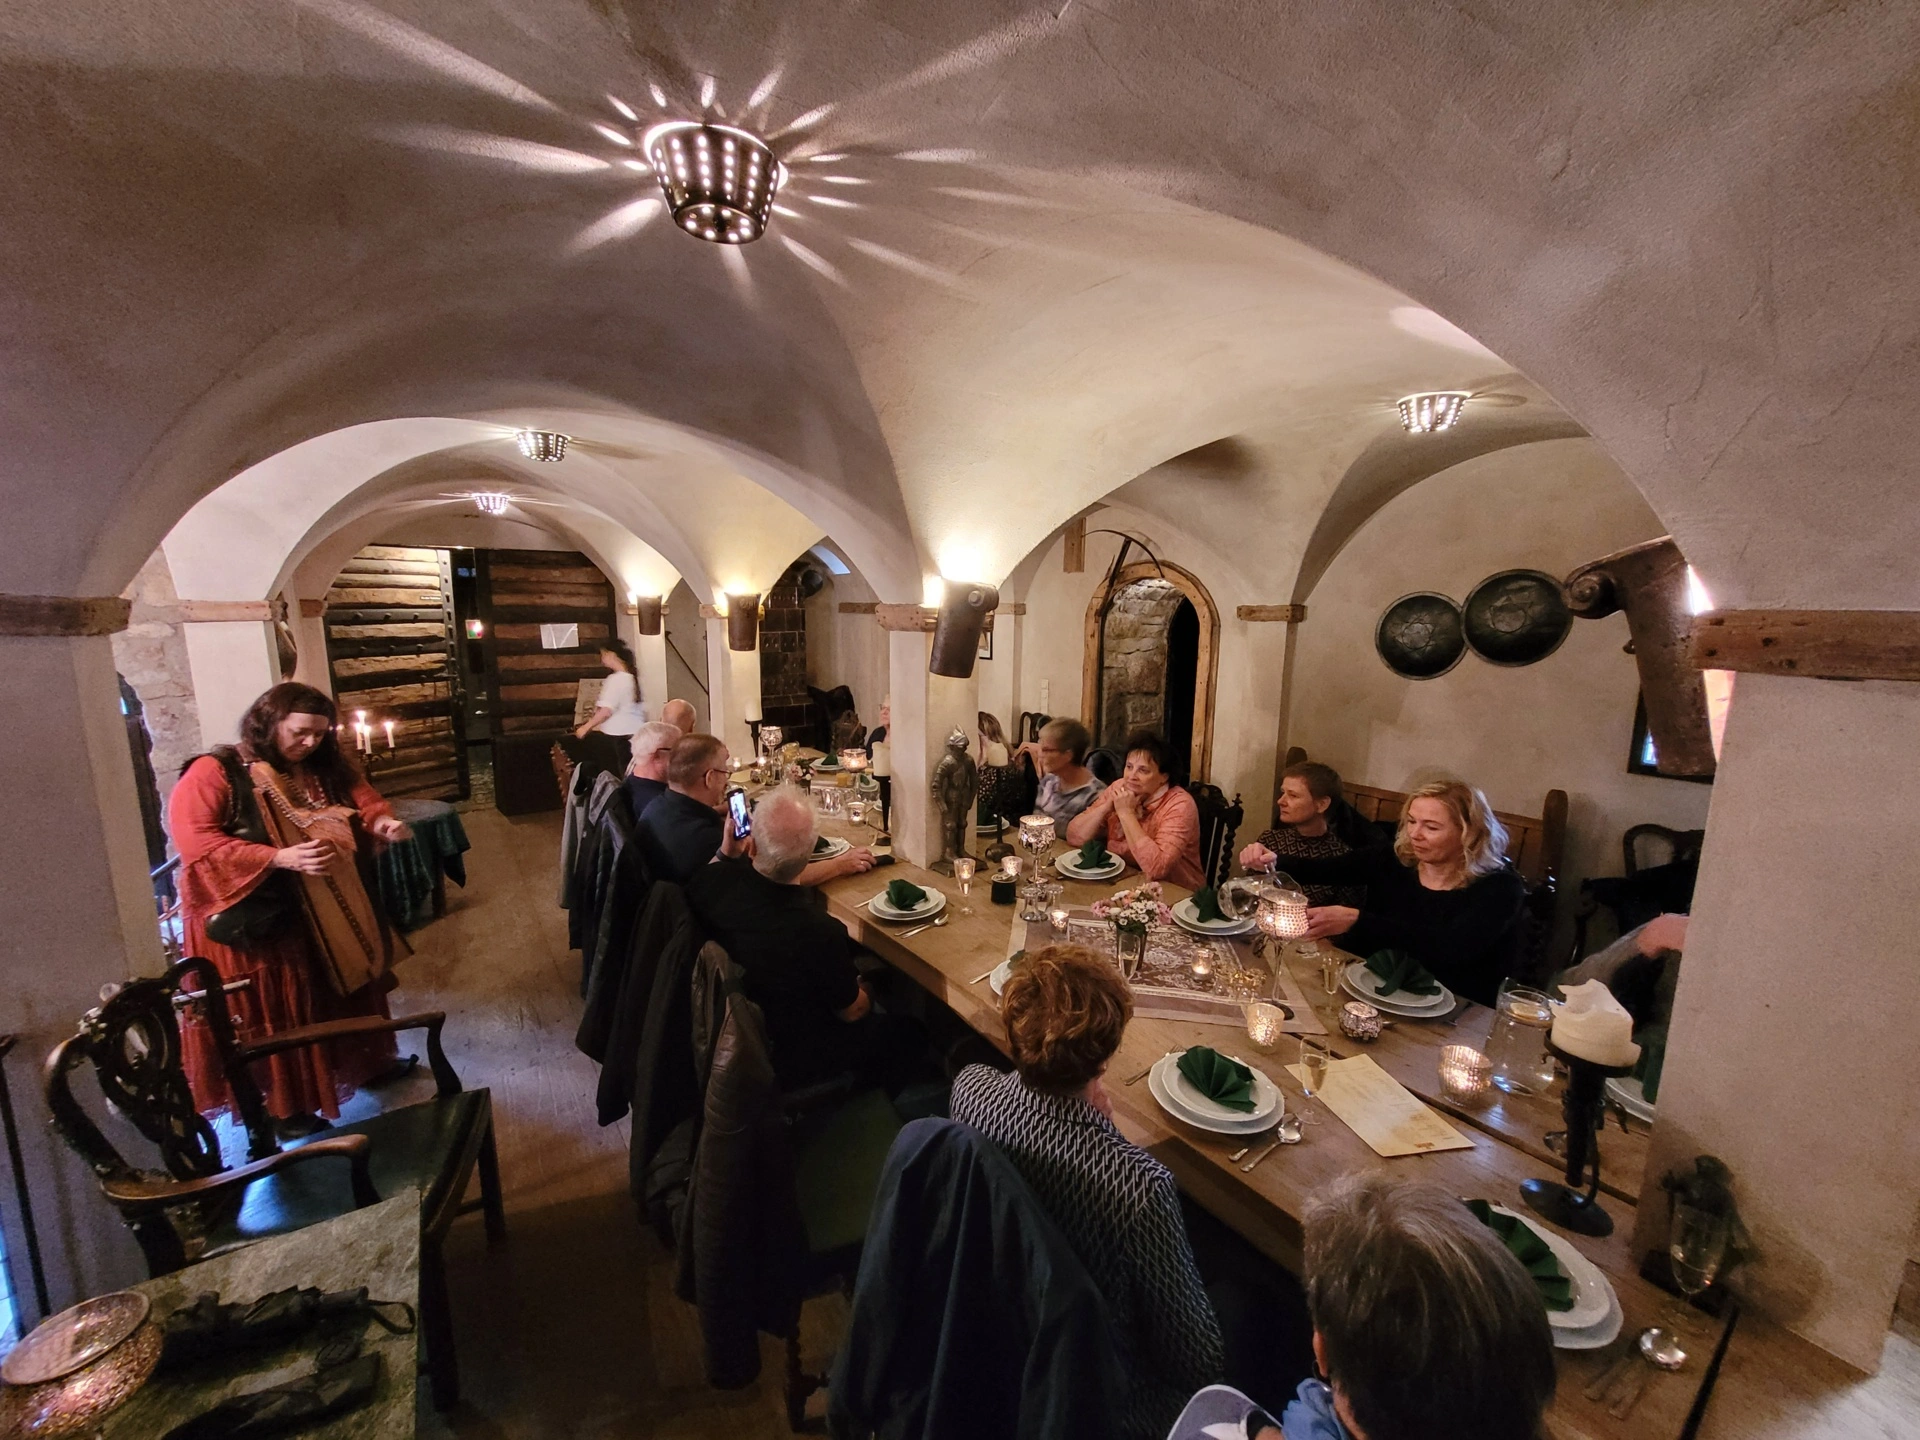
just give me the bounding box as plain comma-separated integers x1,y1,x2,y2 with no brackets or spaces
868,889,946,922
1341,963,1455,1016
1549,1285,1624,1351
1056,855,1126,881
1170,899,1256,937
810,836,851,862
1487,1204,1615,1331
1605,1075,1657,1123
1148,1053,1283,1134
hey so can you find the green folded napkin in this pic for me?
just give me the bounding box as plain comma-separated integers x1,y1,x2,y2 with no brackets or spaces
812,834,834,855
1176,1047,1257,1113
1365,948,1442,998
1192,886,1225,922
1077,837,1111,869
1465,1200,1574,1312
1634,1023,1667,1105
884,878,928,911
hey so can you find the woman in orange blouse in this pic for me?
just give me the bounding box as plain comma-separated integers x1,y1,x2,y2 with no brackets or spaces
168,683,409,1136
1066,731,1206,890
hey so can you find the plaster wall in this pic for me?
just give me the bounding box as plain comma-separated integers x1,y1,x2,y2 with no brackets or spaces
1288,441,1712,894
663,581,710,734
1007,511,1286,852
111,550,202,799
803,571,889,733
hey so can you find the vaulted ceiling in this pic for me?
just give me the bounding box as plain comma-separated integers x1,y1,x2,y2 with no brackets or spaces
2,0,1910,608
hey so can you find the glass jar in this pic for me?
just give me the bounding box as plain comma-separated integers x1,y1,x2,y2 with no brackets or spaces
1487,983,1557,1094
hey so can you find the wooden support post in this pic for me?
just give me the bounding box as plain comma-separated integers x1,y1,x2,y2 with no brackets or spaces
1690,609,1920,682
0,594,131,637
1235,604,1308,623
1063,516,1086,573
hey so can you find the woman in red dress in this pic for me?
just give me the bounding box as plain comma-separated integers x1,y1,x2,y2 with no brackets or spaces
168,683,411,1137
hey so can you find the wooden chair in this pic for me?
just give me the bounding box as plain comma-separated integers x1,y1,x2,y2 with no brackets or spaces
44,957,504,1409
1187,781,1245,891
1623,823,1705,877
1086,746,1124,785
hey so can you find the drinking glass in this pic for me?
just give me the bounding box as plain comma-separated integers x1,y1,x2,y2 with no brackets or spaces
1298,1037,1331,1097
952,855,976,915
1487,982,1556,1094
846,797,867,826
1319,951,1344,996
1669,1204,1732,1308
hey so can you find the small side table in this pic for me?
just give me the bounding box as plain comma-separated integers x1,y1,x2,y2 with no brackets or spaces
376,799,472,931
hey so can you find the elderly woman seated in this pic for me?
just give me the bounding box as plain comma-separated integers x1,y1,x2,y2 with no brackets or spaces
1065,730,1205,889
1263,779,1526,1006
1169,1173,1556,1440
951,946,1223,1440
1238,761,1369,906
1016,716,1108,825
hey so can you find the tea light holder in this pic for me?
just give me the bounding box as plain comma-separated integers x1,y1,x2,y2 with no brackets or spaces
1189,953,1215,989
1048,907,1070,935
1437,1043,1494,1101
1245,1001,1288,1051
839,748,867,773
1339,1001,1383,1042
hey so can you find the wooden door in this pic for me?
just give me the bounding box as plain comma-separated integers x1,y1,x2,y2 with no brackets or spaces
481,549,616,739
323,545,465,801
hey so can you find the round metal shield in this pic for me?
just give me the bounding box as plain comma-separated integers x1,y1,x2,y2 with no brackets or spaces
1463,569,1572,666
1375,592,1466,679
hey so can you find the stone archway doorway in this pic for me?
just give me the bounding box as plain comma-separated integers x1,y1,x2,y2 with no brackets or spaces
1082,560,1220,782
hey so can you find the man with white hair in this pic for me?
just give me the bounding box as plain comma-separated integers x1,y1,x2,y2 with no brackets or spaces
661,697,697,736
688,786,917,1088
626,719,682,819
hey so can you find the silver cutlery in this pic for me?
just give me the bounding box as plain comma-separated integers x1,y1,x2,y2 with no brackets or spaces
969,963,1001,984
897,916,949,939
1239,1114,1302,1171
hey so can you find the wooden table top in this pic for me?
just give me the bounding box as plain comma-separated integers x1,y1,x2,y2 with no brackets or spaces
811,832,1764,1440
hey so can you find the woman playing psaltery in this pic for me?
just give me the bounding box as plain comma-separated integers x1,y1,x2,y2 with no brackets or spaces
168,683,410,1137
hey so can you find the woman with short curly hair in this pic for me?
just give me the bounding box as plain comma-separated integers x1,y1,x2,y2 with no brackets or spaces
950,945,1222,1440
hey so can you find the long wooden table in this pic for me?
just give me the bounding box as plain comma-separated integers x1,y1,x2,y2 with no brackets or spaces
809,832,1798,1440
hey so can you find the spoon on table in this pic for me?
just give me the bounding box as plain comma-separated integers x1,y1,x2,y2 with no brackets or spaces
1239,1113,1304,1170
897,916,949,939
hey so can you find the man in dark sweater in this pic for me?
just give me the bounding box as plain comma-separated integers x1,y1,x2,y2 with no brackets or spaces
687,786,921,1089
624,719,682,821
636,732,731,882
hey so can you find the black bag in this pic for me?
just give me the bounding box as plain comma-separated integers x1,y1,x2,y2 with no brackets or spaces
198,748,296,946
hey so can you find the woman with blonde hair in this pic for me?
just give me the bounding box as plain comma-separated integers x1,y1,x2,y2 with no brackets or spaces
1271,779,1525,1005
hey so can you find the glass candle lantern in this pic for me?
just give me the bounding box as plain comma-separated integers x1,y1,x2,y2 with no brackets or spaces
1017,812,1056,882
839,748,867,773
1262,874,1311,940
1048,906,1070,935
1245,1001,1287,1051
1438,1043,1495,1101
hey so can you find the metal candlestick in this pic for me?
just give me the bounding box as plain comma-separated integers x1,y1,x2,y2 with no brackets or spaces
875,775,892,840
1521,1039,1635,1237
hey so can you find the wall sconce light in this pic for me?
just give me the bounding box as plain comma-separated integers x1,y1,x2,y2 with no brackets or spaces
726,592,762,651
633,595,664,636
1396,392,1471,433
929,580,1000,678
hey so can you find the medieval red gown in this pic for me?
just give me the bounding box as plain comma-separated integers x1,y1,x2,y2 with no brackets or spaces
168,755,398,1120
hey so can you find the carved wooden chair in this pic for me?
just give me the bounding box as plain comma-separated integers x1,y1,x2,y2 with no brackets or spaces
1187,781,1245,891
44,956,503,1409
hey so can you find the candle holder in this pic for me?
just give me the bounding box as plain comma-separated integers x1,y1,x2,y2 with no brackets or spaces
1521,1039,1635,1237
1437,1043,1494,1101
874,774,892,840
1340,1001,1383,1042
1245,1001,1287,1051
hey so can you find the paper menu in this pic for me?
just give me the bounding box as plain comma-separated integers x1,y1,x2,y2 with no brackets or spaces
1287,1054,1474,1158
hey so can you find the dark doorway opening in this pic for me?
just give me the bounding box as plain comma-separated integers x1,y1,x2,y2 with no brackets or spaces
1162,598,1199,783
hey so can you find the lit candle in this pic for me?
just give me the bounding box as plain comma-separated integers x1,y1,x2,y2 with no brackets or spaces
1550,980,1641,1067
870,741,890,777
1001,854,1021,880
1048,907,1070,935
383,720,395,752
1190,954,1214,987
1437,1044,1494,1100
1245,1001,1286,1050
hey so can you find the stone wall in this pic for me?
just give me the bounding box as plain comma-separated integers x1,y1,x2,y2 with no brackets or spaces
112,549,201,800
758,559,813,741
1098,578,1183,747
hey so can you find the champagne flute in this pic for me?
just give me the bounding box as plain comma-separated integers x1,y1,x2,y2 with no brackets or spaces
952,855,976,916
1294,1037,1330,1124
1639,1203,1732,1369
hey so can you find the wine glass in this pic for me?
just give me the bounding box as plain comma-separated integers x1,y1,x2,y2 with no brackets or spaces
952,855,976,915
1639,1203,1732,1369
1294,1036,1330,1124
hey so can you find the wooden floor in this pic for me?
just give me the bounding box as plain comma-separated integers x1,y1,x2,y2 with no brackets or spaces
386,806,845,1438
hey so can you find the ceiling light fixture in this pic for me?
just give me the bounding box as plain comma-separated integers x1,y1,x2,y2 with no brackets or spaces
515,429,570,461
1396,392,1471,434
469,491,512,515
642,121,784,244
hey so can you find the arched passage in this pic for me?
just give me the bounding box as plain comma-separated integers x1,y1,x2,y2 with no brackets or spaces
1081,559,1220,782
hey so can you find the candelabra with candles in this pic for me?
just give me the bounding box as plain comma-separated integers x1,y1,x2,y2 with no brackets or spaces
343,711,397,759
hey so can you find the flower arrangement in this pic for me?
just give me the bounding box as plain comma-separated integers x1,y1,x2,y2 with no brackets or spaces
1092,882,1174,934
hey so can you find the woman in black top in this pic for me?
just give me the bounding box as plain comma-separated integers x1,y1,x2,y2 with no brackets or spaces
1276,779,1525,1006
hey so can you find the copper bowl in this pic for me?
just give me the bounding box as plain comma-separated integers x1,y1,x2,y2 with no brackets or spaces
0,1292,162,1437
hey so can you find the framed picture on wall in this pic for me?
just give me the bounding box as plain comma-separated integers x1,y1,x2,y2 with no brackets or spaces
1628,694,1713,783
978,625,993,661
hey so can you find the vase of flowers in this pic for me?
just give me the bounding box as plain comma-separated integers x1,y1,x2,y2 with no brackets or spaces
1092,882,1174,980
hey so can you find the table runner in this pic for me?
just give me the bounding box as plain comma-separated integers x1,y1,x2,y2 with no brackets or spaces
1004,910,1326,1035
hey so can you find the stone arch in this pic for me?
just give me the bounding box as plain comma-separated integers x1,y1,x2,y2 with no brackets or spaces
1081,559,1220,782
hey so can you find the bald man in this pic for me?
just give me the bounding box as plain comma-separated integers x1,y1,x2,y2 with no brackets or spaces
661,698,697,735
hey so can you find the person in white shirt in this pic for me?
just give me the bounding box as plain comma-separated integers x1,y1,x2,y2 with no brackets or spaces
566,641,648,776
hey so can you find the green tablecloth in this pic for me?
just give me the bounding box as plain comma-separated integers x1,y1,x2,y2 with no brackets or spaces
376,799,470,931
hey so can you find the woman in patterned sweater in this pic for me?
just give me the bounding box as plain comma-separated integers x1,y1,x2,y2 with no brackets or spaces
951,946,1223,1440
1238,762,1371,907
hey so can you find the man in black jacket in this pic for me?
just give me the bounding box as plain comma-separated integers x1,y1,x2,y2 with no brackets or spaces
687,786,919,1089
